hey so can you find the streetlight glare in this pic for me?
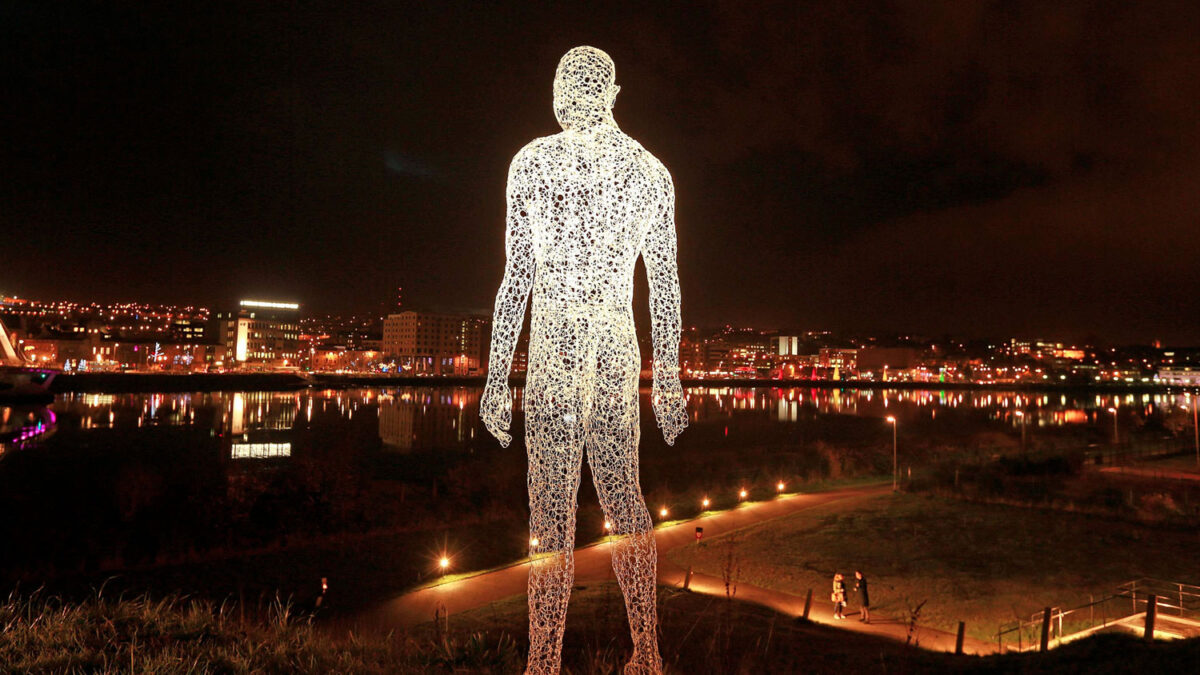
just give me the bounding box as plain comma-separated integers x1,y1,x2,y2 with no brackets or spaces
886,415,896,423
439,556,450,570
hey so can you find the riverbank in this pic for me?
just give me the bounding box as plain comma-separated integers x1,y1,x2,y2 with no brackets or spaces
315,372,1199,394
51,371,311,393
33,370,1199,394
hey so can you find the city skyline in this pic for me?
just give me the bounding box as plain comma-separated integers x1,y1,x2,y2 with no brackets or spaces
4,288,1200,350
4,3,1200,343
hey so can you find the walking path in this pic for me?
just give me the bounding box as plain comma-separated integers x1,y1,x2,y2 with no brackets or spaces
353,482,995,655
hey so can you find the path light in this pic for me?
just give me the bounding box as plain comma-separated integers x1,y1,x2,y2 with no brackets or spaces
604,520,612,532
530,537,540,548
701,497,710,509
659,506,669,518
439,556,450,573
776,481,785,494
739,488,748,501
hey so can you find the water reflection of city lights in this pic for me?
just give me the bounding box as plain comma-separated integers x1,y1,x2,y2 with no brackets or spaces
230,442,291,459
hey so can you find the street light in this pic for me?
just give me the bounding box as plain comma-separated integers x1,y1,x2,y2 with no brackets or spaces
1190,394,1199,467
701,497,710,509
438,556,450,574
886,416,898,491
1107,407,1118,445
738,488,748,502
1014,410,1027,454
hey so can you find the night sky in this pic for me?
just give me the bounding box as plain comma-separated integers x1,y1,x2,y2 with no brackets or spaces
4,2,1199,344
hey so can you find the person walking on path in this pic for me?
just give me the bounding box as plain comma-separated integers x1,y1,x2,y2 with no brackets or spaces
854,570,870,623
831,573,847,619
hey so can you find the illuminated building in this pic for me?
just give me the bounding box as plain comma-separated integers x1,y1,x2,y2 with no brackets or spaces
819,348,857,372
776,335,800,356
382,311,489,375
1158,367,1200,386
169,319,208,342
311,346,383,372
214,300,302,368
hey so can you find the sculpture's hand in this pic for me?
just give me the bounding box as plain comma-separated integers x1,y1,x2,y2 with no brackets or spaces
480,380,513,447
652,379,688,446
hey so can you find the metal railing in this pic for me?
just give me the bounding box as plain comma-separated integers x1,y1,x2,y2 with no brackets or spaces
1088,440,1192,468
995,577,1200,652
1116,577,1200,620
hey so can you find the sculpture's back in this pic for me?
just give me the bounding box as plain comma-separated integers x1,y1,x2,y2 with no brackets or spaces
481,46,686,675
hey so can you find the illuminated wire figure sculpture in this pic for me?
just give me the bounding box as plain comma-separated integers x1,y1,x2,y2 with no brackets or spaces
481,46,686,675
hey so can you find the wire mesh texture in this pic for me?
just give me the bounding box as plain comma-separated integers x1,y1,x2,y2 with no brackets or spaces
481,46,687,674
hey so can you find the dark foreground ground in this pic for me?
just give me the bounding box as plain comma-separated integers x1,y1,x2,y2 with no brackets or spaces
5,584,1198,674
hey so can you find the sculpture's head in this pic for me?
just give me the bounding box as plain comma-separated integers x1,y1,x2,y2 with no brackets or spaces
553,46,619,130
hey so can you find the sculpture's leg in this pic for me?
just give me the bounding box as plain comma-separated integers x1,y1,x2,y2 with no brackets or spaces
525,397,584,675
588,349,661,674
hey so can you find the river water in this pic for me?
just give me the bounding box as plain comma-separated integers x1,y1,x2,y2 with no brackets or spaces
0,386,1192,605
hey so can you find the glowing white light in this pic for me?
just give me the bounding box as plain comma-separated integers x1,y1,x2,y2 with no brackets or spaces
239,300,300,310
479,46,680,674
230,442,291,459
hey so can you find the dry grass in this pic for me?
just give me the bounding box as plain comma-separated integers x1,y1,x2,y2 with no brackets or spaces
0,584,519,673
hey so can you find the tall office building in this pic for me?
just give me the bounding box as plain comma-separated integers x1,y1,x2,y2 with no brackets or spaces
382,310,490,375
214,300,302,368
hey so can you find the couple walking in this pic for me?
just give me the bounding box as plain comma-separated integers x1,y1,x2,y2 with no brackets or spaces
831,571,870,622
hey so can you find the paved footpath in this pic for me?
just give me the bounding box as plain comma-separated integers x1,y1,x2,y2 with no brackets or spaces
352,482,995,655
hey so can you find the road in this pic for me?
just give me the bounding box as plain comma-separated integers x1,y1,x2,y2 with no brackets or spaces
352,482,996,655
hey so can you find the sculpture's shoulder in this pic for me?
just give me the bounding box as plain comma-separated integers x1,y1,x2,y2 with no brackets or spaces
509,136,554,172
510,133,575,166
636,146,672,186
510,130,670,190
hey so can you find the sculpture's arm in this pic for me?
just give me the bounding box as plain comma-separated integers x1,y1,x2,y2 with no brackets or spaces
643,164,688,445
481,155,535,447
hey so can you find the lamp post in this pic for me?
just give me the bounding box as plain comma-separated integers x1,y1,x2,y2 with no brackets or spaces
1107,407,1118,446
886,416,897,491
1191,395,1199,467
1015,410,1027,454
